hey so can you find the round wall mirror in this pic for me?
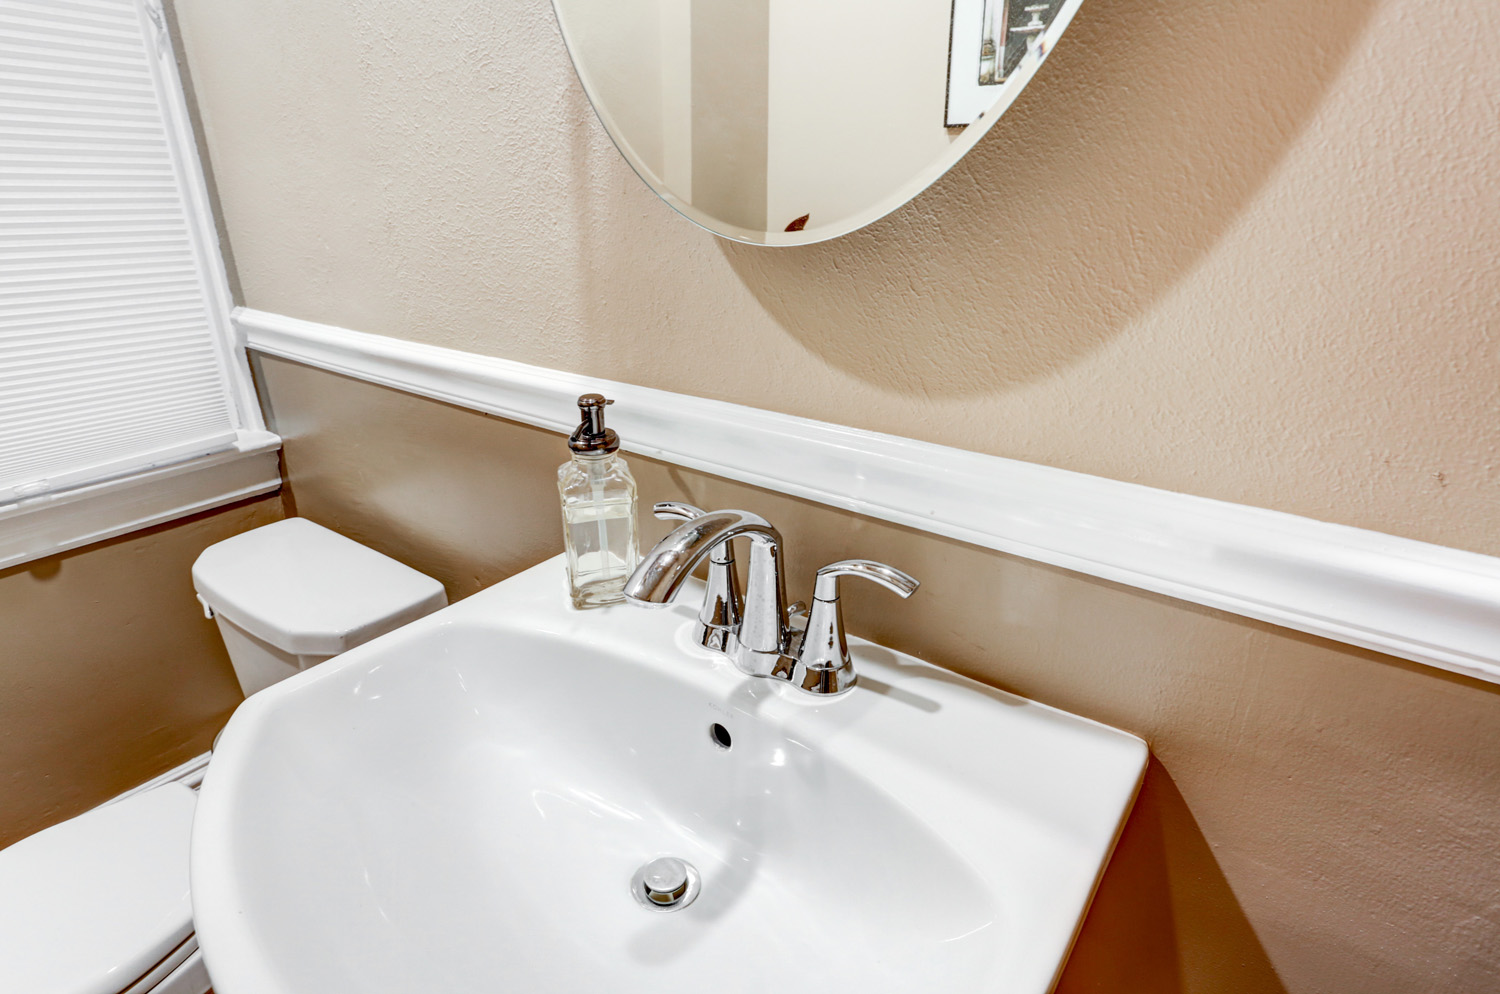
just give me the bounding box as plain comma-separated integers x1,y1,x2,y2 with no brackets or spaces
552,0,1085,245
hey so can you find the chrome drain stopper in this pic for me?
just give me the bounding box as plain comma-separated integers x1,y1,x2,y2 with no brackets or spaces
631,856,701,912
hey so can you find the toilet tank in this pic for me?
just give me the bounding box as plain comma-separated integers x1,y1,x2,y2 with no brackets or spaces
191,518,448,696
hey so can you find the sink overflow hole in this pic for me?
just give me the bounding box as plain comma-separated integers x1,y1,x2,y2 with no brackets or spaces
709,723,732,750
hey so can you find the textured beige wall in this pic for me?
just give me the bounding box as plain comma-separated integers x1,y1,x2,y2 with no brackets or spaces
256,357,1500,994
167,0,1500,990
173,0,1499,555
0,497,283,848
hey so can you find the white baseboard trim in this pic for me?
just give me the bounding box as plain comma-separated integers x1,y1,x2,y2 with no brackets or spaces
238,307,1500,686
0,430,282,572
108,751,214,805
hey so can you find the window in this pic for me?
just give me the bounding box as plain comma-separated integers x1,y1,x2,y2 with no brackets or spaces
0,0,279,568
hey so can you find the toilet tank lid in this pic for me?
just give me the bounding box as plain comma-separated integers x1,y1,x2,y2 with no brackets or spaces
192,518,448,656
0,783,196,994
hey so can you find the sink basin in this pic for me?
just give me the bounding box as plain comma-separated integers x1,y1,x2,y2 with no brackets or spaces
192,555,1146,994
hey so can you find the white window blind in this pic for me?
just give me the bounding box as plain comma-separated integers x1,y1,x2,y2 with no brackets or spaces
0,0,249,505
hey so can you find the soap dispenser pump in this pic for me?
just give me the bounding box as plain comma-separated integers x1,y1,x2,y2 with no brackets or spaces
558,394,639,608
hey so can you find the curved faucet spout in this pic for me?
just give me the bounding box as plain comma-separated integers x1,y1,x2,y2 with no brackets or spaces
625,509,791,679
624,509,778,606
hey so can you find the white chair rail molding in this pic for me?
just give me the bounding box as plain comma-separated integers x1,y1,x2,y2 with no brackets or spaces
238,308,1500,687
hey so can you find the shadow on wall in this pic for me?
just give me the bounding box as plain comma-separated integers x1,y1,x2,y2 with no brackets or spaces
719,0,1380,396
1057,758,1289,994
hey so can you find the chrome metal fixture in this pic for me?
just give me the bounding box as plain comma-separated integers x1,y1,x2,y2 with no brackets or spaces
625,508,919,695
624,508,793,681
631,856,701,911
651,502,742,652
793,560,920,695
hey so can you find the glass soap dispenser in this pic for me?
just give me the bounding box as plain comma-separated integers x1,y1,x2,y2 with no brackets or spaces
558,393,639,608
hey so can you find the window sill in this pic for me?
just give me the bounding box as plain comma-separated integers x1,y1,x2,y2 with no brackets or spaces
0,430,283,571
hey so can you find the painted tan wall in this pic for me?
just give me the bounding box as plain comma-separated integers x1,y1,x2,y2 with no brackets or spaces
167,0,1500,990
0,497,282,848
173,0,1499,556
256,356,1500,994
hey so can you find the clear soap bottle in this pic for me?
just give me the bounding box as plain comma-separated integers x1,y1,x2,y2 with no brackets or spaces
558,394,639,608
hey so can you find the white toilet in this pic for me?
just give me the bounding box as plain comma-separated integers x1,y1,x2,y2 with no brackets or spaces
0,518,447,994
190,517,450,697
0,783,207,994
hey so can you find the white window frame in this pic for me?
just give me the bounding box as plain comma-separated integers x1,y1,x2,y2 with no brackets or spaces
0,0,280,570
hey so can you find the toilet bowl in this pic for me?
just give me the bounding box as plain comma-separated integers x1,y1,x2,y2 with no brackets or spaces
0,519,447,993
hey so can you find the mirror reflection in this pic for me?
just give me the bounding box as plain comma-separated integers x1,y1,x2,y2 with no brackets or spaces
552,0,1082,245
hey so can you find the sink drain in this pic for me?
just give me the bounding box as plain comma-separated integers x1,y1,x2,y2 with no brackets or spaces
630,856,701,912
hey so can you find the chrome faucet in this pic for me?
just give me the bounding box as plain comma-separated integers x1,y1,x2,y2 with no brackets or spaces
649,502,742,652
624,507,918,695
624,508,795,680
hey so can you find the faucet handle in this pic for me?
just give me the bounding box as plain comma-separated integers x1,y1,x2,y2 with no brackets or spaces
792,559,919,696
650,501,742,651
653,500,704,520
811,560,919,602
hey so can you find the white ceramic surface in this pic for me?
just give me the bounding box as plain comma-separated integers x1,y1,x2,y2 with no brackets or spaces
193,555,1146,994
0,784,196,994
192,517,447,657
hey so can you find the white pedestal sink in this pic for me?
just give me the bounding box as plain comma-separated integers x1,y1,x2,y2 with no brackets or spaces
192,555,1146,993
